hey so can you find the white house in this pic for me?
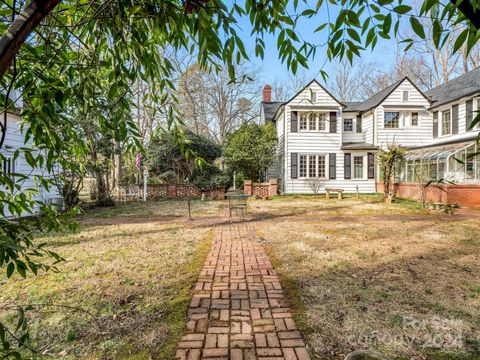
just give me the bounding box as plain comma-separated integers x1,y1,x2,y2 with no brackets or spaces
1,111,61,217
261,67,480,205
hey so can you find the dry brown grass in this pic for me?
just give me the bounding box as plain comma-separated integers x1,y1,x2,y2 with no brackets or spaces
0,200,221,359
253,195,480,360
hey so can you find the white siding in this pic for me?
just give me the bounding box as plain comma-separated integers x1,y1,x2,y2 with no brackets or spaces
363,112,374,144
1,113,61,216
375,79,432,148
430,96,480,145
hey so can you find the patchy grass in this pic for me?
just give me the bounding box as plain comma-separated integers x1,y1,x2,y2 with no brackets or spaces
254,196,480,360
0,200,220,359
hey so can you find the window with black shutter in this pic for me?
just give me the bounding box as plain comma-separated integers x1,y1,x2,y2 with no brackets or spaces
291,111,298,132
329,112,337,133
433,111,438,138
367,153,375,179
344,153,351,179
356,115,362,133
291,153,298,179
329,153,336,179
452,104,459,134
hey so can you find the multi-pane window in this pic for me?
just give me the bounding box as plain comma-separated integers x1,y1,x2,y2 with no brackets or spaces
318,155,326,178
309,113,316,131
411,112,418,126
299,113,308,130
343,118,353,132
384,112,400,128
308,155,316,177
353,156,363,179
298,154,326,178
299,155,307,177
403,91,409,101
318,113,326,131
442,109,451,135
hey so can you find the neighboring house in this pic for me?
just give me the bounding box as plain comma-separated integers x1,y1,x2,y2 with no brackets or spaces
1,111,61,216
261,67,480,205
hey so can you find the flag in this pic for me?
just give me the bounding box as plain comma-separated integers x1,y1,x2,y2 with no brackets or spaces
135,152,142,170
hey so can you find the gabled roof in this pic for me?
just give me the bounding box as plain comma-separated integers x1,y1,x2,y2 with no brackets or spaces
426,67,480,109
285,79,344,107
261,101,284,122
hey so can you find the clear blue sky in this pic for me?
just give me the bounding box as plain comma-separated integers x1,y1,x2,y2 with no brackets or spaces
230,1,405,86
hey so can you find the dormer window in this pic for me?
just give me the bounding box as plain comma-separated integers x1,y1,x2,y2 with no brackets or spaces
311,91,317,103
403,91,409,101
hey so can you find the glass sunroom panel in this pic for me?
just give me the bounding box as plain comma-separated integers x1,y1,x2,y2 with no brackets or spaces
438,160,446,180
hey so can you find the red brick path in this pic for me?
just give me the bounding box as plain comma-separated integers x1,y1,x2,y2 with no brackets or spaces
175,223,311,360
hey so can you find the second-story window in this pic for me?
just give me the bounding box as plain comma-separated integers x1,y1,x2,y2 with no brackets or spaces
300,113,308,130
411,112,419,126
343,118,353,132
384,112,400,128
309,113,316,131
318,113,327,131
442,109,451,135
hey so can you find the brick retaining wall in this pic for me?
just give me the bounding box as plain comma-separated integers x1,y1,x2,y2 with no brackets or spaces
377,182,480,207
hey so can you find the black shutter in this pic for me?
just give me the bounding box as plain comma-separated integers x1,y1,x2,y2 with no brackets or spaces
367,153,375,179
329,153,336,179
466,99,473,131
452,104,459,134
291,111,298,132
356,115,362,133
433,111,438,138
344,153,351,179
291,153,298,179
329,112,337,133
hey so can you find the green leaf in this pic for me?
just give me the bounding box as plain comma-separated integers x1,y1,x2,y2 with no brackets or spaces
453,28,468,54
409,16,425,39
393,5,412,14
347,28,361,43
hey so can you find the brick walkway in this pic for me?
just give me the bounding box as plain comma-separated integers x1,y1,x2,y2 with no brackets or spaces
175,222,311,360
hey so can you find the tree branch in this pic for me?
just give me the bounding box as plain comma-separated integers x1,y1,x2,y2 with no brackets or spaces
0,0,60,78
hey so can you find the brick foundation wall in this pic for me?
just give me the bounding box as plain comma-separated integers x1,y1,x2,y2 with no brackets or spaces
244,179,278,199
377,182,480,207
147,184,225,200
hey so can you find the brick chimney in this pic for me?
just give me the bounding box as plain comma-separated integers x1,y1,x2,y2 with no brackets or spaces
263,85,272,102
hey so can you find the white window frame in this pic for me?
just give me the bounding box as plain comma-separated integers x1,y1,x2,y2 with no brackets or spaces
384,111,400,129
317,113,327,131
299,112,308,131
403,90,409,102
311,91,317,104
441,108,451,136
299,112,329,132
353,155,364,179
411,112,419,126
298,154,328,179
343,118,354,132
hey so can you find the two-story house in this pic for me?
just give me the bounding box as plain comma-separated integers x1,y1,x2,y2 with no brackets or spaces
261,67,480,205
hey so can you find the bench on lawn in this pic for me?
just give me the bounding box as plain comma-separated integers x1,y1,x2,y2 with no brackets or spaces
325,188,344,200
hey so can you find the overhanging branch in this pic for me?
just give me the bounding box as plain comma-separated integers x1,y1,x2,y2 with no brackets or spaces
0,0,60,79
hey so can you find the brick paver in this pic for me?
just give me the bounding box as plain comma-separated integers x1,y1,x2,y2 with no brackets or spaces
176,222,311,360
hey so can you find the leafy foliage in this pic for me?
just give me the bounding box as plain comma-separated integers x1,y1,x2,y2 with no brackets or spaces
223,123,277,182
146,129,227,189
377,144,406,199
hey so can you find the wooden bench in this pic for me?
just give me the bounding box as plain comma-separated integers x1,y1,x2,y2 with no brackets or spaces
325,188,344,200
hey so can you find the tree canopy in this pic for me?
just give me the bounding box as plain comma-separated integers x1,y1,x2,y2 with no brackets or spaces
223,122,277,182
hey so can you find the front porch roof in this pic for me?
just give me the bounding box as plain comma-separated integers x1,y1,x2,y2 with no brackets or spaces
341,142,378,150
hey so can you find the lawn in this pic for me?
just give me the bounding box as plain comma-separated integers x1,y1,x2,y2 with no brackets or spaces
0,200,221,359
2,195,479,360
251,195,480,360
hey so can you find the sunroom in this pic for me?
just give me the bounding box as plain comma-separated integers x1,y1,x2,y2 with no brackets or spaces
395,141,480,184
